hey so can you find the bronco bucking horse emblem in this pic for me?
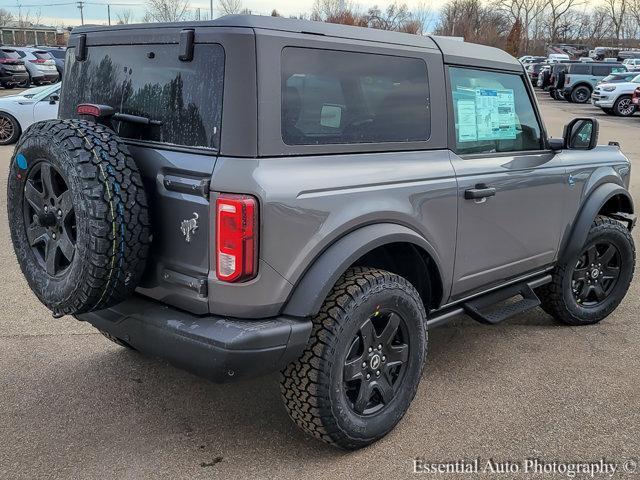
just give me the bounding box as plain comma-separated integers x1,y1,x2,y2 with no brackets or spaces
180,213,199,243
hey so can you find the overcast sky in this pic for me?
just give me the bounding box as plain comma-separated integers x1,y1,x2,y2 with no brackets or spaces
0,0,436,28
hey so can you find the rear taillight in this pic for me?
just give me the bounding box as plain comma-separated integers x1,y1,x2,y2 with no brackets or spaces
215,194,258,282
634,87,640,98
29,59,47,64
565,76,570,85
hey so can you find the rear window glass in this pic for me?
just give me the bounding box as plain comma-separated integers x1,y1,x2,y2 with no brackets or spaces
60,43,224,149
0,49,20,59
281,47,430,145
33,51,53,60
48,50,66,59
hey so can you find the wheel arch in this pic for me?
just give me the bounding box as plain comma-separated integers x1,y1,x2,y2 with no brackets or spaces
282,223,445,318
572,82,593,92
559,183,634,264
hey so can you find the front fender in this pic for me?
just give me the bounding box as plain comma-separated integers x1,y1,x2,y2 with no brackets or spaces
560,183,634,264
282,223,443,318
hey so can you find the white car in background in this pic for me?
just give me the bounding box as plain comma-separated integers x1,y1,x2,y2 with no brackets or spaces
591,73,640,117
622,58,640,71
0,83,60,145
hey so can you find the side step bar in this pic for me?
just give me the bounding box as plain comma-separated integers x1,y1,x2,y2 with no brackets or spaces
426,274,552,328
462,283,540,325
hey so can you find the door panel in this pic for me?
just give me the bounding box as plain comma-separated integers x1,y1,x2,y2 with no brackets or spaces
32,99,58,123
450,151,567,299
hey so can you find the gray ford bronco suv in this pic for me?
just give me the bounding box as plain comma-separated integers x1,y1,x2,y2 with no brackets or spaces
6,15,636,450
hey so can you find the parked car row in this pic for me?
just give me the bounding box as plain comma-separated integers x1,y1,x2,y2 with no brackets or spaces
525,57,640,117
0,46,64,89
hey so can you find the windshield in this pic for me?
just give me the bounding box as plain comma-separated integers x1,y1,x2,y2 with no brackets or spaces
60,43,224,149
21,84,56,98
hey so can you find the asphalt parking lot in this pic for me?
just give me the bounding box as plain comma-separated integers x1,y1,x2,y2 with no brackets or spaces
0,88,639,479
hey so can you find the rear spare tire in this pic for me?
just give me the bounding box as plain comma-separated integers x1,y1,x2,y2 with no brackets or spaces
7,119,151,317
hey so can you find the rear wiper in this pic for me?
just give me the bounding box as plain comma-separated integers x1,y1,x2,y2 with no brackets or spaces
112,112,162,126
76,103,162,126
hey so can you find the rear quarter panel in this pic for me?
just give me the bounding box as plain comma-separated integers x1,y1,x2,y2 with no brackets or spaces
209,151,458,316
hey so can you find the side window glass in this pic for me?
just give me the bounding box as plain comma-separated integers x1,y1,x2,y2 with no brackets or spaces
449,67,543,155
281,47,430,145
592,66,612,76
570,65,590,75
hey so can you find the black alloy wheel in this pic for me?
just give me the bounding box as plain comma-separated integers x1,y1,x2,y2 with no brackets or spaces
537,216,635,326
22,161,76,276
343,309,409,416
571,241,621,307
280,267,427,449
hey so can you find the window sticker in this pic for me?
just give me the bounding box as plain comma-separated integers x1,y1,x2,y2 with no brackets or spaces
456,99,478,142
475,88,517,141
456,88,517,143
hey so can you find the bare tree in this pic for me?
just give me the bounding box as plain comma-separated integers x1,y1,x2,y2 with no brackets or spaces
632,0,640,24
411,2,436,34
0,8,13,27
494,0,544,52
116,9,134,24
367,3,414,31
545,0,586,44
603,0,628,43
144,0,191,22
218,0,244,15
435,0,510,46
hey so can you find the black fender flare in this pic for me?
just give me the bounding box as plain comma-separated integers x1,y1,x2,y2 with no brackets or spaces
559,183,634,264
282,223,443,318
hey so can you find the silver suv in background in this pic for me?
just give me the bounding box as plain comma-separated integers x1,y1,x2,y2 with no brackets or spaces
592,73,640,116
622,58,640,71
12,47,60,86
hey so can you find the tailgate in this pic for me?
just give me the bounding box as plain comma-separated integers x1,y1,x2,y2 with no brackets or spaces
61,27,226,314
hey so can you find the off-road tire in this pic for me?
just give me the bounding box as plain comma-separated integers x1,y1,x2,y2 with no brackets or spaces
7,119,151,317
571,85,592,104
538,216,635,325
98,329,135,349
280,267,427,450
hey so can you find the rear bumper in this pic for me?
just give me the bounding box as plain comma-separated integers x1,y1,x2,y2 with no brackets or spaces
76,296,312,383
32,73,59,83
0,72,28,85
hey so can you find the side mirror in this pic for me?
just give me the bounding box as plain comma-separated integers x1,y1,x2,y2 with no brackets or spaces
49,94,60,105
563,118,599,150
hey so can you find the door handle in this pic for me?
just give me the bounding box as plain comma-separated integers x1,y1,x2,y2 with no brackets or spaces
464,184,496,200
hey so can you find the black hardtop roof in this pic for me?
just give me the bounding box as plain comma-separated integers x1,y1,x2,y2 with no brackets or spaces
71,14,523,72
